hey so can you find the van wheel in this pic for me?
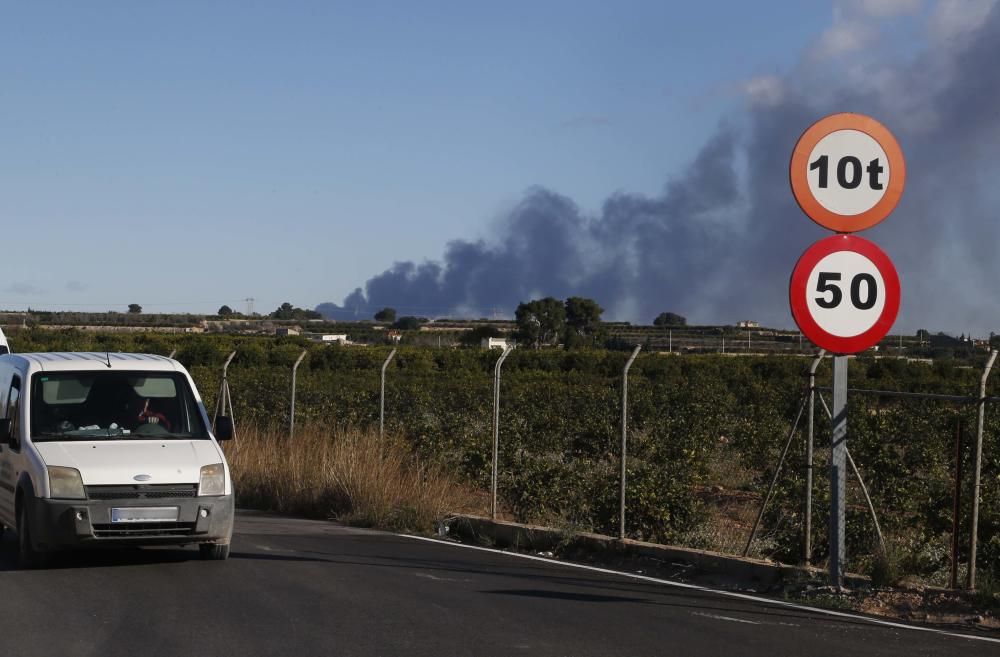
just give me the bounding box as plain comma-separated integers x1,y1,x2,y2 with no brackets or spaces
199,543,230,561
17,505,48,570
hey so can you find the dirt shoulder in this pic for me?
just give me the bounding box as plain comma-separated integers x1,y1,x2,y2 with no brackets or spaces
443,514,1000,634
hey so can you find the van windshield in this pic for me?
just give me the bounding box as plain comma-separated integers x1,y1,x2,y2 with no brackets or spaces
30,371,210,441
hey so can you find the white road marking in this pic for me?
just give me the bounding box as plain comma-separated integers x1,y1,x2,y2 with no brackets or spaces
415,572,472,583
692,612,762,625
400,534,1000,645
692,611,800,628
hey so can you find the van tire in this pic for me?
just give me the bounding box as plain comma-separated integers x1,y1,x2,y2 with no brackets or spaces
16,504,48,570
199,543,230,561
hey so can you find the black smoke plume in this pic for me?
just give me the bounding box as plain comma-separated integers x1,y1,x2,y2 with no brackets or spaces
319,6,1000,332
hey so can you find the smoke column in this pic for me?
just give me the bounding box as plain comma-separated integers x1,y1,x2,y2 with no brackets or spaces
319,3,1000,333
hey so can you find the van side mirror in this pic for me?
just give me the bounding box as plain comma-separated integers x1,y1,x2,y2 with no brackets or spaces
0,419,11,445
214,416,234,441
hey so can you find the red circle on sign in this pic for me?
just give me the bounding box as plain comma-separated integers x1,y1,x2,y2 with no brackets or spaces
790,234,900,354
789,113,905,232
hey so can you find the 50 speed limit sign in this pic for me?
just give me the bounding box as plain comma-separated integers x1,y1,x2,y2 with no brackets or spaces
790,113,905,232
789,234,900,354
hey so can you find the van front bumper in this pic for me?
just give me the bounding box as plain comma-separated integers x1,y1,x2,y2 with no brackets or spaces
26,494,235,551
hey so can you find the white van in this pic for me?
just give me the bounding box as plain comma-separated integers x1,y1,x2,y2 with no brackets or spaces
0,352,235,568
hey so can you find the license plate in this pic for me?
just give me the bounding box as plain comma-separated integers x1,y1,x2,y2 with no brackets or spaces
111,507,179,523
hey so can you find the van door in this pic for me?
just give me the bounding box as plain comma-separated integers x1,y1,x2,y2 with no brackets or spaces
0,375,20,527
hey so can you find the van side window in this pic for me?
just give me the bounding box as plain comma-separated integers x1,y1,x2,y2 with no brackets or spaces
7,377,20,450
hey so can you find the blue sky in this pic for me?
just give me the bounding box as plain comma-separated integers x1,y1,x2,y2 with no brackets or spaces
0,1,835,315
12,0,993,334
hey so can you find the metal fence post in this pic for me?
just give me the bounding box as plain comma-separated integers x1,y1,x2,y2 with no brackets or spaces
805,350,825,566
213,351,237,438
619,345,642,540
743,393,808,557
845,447,885,554
289,350,307,439
491,345,515,520
968,348,998,590
380,348,397,439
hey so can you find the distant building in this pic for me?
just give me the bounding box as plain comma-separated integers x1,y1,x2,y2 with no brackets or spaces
482,337,509,350
386,330,403,343
312,334,348,345
276,327,300,337
737,320,760,329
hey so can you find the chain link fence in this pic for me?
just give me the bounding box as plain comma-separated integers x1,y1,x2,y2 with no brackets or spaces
185,346,1000,588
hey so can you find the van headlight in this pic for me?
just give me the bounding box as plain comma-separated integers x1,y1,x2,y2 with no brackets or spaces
48,466,86,500
198,463,226,496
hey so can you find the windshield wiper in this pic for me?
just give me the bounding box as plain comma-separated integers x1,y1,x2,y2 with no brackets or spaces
32,432,120,442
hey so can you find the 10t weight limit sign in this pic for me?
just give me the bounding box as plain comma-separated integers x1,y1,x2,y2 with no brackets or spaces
790,113,905,233
790,234,900,354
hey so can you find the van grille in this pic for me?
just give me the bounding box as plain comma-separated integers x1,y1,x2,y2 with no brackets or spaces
92,522,197,538
85,484,198,501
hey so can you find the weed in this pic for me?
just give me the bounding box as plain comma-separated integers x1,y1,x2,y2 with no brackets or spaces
223,423,481,533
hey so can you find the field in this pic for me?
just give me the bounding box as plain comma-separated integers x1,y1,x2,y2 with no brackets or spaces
7,326,1000,587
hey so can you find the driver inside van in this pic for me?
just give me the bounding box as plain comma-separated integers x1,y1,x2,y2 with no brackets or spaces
136,398,173,432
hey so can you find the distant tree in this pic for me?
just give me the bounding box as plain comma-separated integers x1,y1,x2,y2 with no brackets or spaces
218,305,234,318
563,297,604,348
515,297,565,348
393,316,425,331
270,302,321,320
127,304,142,314
916,329,930,342
653,312,686,327
374,307,397,323
272,302,295,319
460,325,503,347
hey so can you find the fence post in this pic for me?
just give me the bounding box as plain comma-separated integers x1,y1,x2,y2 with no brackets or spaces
289,350,307,439
619,345,642,540
845,447,885,554
380,348,397,439
805,349,825,566
491,345,515,520
743,393,808,557
213,351,237,438
968,348,998,590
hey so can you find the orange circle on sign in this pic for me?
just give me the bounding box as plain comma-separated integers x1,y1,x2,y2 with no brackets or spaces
789,113,905,233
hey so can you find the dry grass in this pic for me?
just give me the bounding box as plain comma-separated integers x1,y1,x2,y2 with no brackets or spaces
222,424,481,533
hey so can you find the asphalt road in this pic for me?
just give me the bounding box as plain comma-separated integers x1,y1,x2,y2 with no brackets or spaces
0,510,994,657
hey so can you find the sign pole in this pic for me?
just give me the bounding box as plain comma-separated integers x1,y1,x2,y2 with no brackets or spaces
830,354,848,588
789,112,905,590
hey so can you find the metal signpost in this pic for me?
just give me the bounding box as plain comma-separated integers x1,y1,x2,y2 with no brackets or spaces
788,113,906,587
